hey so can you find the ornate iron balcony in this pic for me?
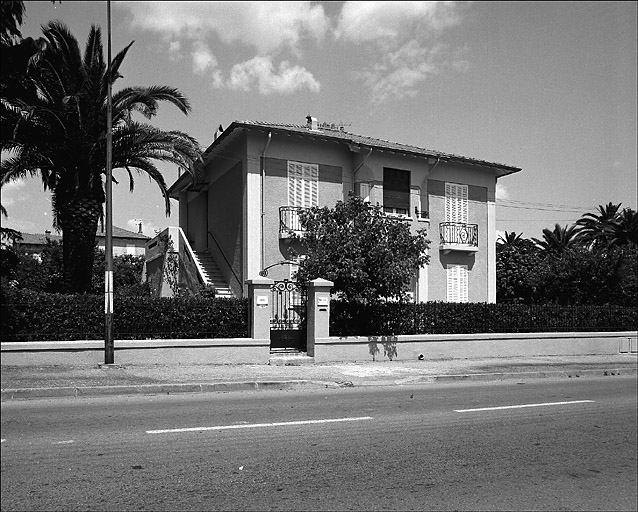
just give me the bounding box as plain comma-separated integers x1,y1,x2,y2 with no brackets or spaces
279,206,306,238
439,222,479,252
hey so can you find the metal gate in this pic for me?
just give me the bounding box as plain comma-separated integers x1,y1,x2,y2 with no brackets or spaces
270,280,307,351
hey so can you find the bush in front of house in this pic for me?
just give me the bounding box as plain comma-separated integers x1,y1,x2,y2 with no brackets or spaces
330,300,637,337
0,288,249,341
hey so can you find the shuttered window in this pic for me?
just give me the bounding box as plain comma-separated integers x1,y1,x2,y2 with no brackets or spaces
445,183,468,223
288,161,318,208
383,168,410,213
447,264,469,303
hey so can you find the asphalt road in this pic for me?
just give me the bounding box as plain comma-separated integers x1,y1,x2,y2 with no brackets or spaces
1,378,637,511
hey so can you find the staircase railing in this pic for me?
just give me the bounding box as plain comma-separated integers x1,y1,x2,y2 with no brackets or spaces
208,230,242,291
176,227,209,287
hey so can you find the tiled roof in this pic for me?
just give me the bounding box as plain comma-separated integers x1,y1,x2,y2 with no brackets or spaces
233,120,522,175
169,118,522,195
17,226,148,246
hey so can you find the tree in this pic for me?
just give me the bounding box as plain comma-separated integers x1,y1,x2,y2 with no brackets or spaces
291,194,430,302
575,202,623,250
496,234,540,303
1,21,202,293
528,247,626,305
532,223,580,255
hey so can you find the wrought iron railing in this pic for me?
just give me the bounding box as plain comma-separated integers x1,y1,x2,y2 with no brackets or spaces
279,206,306,236
439,222,478,247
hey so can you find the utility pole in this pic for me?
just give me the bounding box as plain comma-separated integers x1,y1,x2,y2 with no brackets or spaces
104,0,114,364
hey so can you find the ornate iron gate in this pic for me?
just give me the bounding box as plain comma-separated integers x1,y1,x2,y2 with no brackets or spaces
270,280,307,351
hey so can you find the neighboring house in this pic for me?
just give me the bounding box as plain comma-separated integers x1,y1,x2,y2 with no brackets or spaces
15,225,149,257
155,116,521,302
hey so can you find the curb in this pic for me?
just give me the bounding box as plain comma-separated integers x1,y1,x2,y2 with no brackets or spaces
1,368,636,401
0,380,331,401
431,367,638,383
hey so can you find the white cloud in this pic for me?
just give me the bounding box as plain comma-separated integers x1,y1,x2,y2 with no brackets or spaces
1,178,28,208
358,42,468,103
227,56,320,95
116,1,327,95
335,1,461,45
496,183,510,200
118,1,329,55
191,41,218,75
337,1,468,103
127,219,163,238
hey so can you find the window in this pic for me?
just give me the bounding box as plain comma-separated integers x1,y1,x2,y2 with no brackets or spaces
358,182,371,203
445,182,468,223
447,264,468,303
288,161,318,208
383,168,410,215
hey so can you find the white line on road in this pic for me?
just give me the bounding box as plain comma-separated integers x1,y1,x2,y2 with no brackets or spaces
455,400,595,413
146,416,374,434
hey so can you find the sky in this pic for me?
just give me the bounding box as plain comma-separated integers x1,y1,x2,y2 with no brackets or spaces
1,1,636,240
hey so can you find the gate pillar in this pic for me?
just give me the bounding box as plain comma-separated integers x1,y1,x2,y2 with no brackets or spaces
246,276,273,340
306,278,334,357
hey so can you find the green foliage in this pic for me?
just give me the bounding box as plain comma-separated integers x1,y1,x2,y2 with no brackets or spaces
2,241,148,296
292,193,430,302
1,288,249,341
330,300,637,336
496,235,540,303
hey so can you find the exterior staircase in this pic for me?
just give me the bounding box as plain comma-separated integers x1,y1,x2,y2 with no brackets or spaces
194,251,234,297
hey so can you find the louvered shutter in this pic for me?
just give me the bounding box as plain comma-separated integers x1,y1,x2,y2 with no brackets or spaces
447,264,468,303
445,183,468,223
288,161,318,207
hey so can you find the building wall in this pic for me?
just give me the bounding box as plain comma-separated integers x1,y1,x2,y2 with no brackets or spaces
427,163,496,303
248,132,352,282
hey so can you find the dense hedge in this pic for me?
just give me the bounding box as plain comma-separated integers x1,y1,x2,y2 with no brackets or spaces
330,300,637,337
1,288,249,341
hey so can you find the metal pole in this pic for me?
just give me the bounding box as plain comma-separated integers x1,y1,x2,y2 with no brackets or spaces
104,0,114,364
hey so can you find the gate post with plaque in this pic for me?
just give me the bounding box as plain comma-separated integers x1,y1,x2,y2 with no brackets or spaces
306,278,334,357
246,276,273,340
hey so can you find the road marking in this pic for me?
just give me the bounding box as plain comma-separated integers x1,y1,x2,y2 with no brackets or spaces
455,400,595,413
52,440,75,445
146,416,374,434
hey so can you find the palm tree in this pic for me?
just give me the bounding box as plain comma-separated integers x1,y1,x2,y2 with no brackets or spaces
575,202,623,249
532,223,580,255
1,21,202,292
613,207,638,248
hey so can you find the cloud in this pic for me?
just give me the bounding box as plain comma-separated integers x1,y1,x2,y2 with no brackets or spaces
335,1,462,46
227,56,320,95
117,1,327,95
191,40,218,75
337,1,469,103
496,183,510,200
358,42,469,103
127,219,163,238
118,1,328,56
1,178,28,208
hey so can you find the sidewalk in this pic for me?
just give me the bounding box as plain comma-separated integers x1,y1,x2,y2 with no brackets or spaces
2,354,636,401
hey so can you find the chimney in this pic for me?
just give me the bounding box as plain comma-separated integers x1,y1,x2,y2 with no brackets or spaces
306,115,318,130
138,222,143,234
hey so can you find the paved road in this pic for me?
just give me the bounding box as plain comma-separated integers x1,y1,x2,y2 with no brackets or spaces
1,377,636,511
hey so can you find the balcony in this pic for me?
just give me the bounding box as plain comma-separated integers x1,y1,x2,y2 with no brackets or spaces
439,222,479,252
279,206,306,239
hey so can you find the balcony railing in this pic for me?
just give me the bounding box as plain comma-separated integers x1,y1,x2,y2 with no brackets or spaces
279,206,306,238
439,222,479,252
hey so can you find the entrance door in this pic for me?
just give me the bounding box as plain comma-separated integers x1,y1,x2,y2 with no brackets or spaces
270,280,307,351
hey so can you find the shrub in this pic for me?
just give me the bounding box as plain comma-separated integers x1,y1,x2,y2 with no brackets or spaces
1,288,249,341
330,300,637,336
